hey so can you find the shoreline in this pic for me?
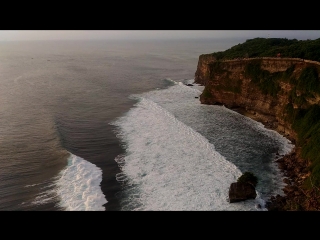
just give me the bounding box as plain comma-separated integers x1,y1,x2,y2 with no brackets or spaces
230,106,314,211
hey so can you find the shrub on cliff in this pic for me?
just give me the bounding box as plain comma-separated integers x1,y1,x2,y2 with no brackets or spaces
202,87,213,98
237,171,258,187
211,37,320,62
244,61,281,97
297,66,320,94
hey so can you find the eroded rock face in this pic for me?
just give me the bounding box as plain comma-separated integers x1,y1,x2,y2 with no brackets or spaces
195,56,320,210
194,56,320,141
228,182,257,203
194,54,217,86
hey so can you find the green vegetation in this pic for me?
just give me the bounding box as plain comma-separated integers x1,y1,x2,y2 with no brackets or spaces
282,64,296,82
297,66,320,94
281,65,320,187
243,60,281,97
286,105,320,187
208,61,228,75
210,38,320,62
237,172,258,187
201,87,213,98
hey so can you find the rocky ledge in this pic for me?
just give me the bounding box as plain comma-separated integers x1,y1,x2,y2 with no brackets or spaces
266,149,320,210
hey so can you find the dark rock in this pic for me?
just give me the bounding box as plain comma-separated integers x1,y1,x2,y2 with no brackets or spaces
195,97,199,98
283,178,291,184
283,185,296,194
228,182,257,203
294,191,300,196
265,194,287,211
186,83,194,86
214,102,224,106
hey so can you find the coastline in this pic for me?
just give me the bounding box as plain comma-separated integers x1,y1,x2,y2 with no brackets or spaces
230,106,315,211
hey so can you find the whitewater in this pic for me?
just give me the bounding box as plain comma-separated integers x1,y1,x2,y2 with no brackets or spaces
2,39,295,211
35,78,294,211
109,79,294,211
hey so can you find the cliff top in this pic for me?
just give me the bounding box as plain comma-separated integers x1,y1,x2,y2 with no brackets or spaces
207,37,320,62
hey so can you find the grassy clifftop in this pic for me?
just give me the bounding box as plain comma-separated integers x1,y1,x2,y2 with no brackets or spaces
210,37,320,62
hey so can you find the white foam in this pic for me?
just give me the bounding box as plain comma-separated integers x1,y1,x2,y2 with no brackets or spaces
30,191,57,206
25,183,43,188
54,153,107,211
164,78,179,85
221,107,294,196
222,107,294,157
141,82,293,199
112,95,266,211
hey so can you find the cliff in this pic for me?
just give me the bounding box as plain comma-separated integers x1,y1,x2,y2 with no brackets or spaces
194,55,320,210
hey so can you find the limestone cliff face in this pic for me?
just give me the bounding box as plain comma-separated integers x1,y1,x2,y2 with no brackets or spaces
194,54,217,86
194,55,320,141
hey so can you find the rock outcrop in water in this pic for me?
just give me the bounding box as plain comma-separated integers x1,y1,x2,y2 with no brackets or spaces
229,171,258,203
194,55,320,210
229,182,257,203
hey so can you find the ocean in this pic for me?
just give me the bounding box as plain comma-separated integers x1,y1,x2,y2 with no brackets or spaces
0,39,293,211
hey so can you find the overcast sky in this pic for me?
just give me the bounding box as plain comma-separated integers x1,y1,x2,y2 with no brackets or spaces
0,30,319,41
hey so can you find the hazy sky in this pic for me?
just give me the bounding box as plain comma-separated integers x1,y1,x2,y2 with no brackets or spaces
0,30,319,41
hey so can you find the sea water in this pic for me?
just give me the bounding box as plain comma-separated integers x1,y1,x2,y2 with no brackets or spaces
0,39,292,211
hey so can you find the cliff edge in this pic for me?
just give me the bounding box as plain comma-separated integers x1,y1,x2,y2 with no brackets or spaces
194,55,320,210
